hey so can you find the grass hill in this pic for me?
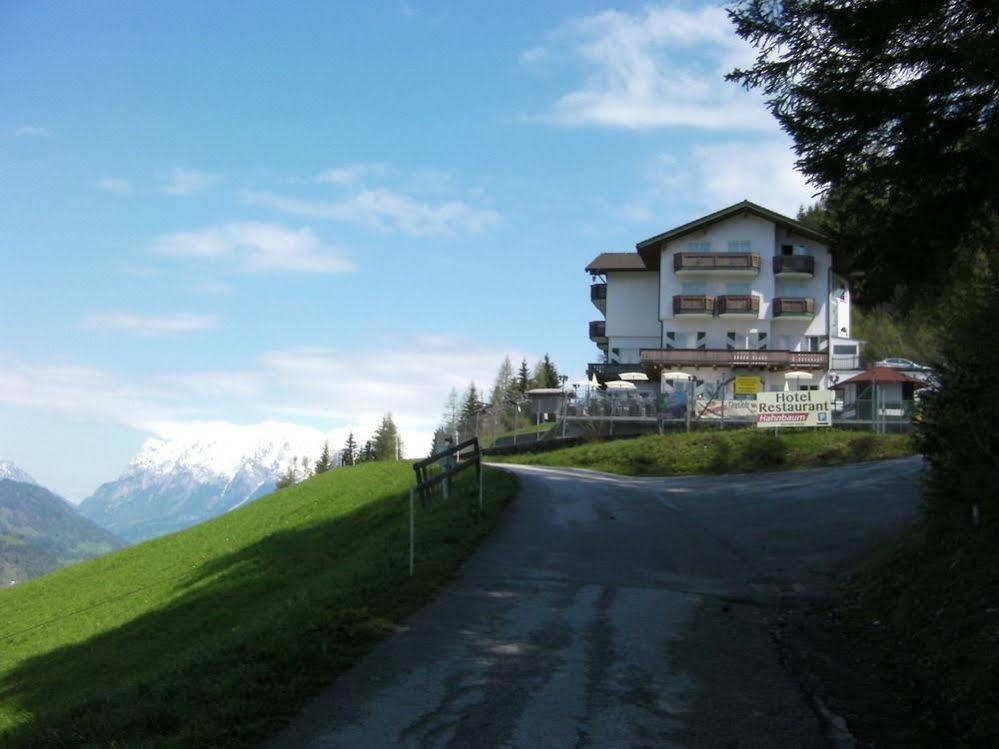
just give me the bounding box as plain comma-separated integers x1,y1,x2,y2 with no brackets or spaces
0,461,517,748
488,428,915,475
0,479,123,585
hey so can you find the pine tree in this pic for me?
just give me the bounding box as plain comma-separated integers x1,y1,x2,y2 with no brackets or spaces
314,441,333,474
539,353,560,388
372,413,403,461
430,427,449,456
341,432,357,466
298,456,311,481
359,440,374,463
490,356,516,432
276,459,297,489
517,358,530,394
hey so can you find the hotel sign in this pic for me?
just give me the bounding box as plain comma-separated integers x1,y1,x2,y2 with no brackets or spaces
756,390,832,428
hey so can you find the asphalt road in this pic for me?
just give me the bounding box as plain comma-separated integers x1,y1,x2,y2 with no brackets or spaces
266,456,924,749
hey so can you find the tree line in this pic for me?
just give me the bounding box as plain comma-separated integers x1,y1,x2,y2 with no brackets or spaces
430,354,561,453
275,413,404,488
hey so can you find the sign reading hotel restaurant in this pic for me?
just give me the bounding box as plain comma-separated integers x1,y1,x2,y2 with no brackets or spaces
755,390,832,428
734,376,762,395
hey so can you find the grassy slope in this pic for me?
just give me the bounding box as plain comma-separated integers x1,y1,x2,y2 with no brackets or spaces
0,462,517,748
480,422,556,447
489,428,914,475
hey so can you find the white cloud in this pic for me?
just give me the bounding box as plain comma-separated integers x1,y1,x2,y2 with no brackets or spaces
162,167,221,195
12,125,51,136
315,162,394,185
0,336,527,458
244,188,501,236
151,221,356,273
82,312,219,336
617,137,817,221
98,176,132,193
191,279,234,296
519,46,549,65
527,5,773,131
690,140,817,214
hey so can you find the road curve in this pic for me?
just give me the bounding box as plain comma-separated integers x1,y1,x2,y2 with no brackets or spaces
266,456,923,748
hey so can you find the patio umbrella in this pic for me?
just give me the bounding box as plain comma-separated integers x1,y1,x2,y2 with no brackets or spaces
590,373,600,387
605,380,637,390
784,371,813,380
619,371,648,382
661,371,692,379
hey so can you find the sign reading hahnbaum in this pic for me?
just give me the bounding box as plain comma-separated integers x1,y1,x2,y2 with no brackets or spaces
755,391,832,428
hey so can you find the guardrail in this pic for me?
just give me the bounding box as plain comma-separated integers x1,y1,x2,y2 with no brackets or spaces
408,437,483,576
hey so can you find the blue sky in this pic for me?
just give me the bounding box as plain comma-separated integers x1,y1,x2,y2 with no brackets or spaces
0,1,816,498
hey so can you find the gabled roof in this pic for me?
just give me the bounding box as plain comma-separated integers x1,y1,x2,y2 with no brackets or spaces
831,367,924,388
635,200,828,270
585,252,648,273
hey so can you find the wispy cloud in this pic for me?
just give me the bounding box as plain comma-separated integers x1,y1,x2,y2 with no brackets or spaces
98,176,132,194
162,167,221,195
82,312,219,336
0,336,527,457
525,5,772,131
244,188,501,236
617,138,817,221
12,125,51,136
191,279,234,296
315,162,394,185
151,221,356,273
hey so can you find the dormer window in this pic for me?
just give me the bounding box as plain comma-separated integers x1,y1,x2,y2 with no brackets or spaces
687,240,711,252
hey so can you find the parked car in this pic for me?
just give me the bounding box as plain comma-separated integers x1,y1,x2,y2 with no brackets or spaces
874,357,932,370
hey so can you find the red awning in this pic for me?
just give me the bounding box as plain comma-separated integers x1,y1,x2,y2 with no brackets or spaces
832,366,923,388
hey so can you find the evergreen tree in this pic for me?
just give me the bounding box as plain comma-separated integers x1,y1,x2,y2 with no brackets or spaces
460,383,484,438
359,440,375,463
442,387,460,441
533,354,560,388
275,459,297,489
298,456,311,481
517,358,530,394
489,356,516,432
341,432,357,466
728,0,999,305
314,441,333,474
372,413,403,461
430,427,450,456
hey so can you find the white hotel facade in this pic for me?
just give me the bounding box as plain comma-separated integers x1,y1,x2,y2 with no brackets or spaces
586,201,863,395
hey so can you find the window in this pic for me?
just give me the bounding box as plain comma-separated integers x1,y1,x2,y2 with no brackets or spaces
687,240,711,252
792,245,811,256
726,283,751,295
833,344,857,355
727,240,751,252
806,336,827,352
780,244,794,256
681,282,707,295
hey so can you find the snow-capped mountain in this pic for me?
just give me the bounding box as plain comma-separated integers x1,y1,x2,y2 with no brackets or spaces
79,422,332,542
0,460,39,486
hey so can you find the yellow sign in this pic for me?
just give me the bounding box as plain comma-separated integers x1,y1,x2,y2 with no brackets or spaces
734,376,762,395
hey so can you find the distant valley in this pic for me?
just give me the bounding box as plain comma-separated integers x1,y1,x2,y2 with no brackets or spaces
0,473,123,586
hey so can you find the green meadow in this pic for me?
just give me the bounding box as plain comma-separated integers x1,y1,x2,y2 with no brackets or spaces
489,428,915,476
0,462,517,747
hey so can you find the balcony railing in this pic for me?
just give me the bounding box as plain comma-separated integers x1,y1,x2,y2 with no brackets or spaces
674,252,761,274
773,255,815,276
773,297,815,317
590,282,607,312
716,294,760,315
672,294,716,315
641,348,828,369
589,320,607,341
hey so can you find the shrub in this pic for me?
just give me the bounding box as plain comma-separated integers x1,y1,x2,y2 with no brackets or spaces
741,431,786,467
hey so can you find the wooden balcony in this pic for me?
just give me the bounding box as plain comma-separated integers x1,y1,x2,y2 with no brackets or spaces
773,255,815,277
773,297,815,317
589,320,607,342
590,282,606,312
674,252,761,276
672,294,716,316
716,294,760,316
641,348,828,370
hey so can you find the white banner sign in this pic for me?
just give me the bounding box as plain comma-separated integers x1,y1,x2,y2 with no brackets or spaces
756,390,832,427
